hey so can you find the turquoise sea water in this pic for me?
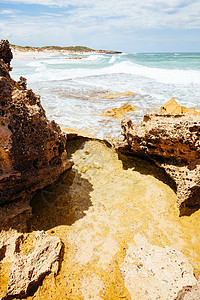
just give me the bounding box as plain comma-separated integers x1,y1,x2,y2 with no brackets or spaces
11,52,200,139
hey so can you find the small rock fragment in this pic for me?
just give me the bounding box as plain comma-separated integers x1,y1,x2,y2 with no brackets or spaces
4,231,62,299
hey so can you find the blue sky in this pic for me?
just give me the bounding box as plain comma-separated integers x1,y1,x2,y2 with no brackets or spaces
0,0,200,52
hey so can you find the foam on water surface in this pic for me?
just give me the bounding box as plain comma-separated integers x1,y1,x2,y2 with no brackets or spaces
11,52,200,139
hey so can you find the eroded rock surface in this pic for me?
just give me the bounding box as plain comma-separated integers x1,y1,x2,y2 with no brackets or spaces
176,274,200,300
121,107,200,214
0,230,61,299
106,91,135,99
0,197,32,232
120,235,196,300
0,40,13,68
160,97,200,116
0,40,72,205
23,139,200,299
101,104,139,121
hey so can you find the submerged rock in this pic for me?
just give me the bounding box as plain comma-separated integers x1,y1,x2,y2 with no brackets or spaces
0,40,72,205
121,101,200,214
106,91,135,99
101,104,139,121
66,56,87,59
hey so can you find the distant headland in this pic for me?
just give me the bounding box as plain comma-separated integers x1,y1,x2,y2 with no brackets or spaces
10,44,122,58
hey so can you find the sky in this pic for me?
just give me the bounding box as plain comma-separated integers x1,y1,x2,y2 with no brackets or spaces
0,0,200,52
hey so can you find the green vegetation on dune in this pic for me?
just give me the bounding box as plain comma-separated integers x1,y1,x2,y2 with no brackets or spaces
10,44,95,52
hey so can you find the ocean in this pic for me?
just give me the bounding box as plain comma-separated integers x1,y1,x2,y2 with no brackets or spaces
11,52,200,139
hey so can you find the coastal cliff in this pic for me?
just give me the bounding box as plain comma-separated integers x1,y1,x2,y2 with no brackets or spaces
0,40,72,205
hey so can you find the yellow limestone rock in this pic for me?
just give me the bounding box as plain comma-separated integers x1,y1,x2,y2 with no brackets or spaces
63,127,93,139
160,97,200,115
106,91,135,99
21,139,200,300
0,230,61,299
120,235,196,300
176,275,200,299
102,104,139,120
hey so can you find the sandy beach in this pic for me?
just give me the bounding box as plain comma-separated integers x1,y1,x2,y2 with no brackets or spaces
12,49,95,59
11,45,121,60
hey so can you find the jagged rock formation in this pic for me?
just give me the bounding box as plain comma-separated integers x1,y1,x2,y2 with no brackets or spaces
101,104,138,121
0,40,72,205
160,97,200,116
121,102,200,214
0,230,61,299
0,40,13,66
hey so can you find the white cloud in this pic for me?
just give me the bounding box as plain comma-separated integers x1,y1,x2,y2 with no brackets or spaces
58,0,200,29
0,0,200,51
0,9,20,14
41,12,63,16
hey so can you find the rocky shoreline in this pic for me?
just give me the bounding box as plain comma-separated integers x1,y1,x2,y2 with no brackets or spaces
1,40,200,299
121,99,200,216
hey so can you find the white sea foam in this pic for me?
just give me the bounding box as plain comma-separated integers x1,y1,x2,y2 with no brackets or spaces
109,56,116,64
104,61,200,85
85,54,105,61
27,61,43,67
11,52,200,139
26,59,200,86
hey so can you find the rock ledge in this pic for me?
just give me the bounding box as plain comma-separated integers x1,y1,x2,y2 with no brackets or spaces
121,100,200,214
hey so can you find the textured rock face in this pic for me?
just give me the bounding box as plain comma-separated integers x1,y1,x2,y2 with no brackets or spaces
176,275,200,300
160,97,200,116
121,112,200,213
0,40,13,67
0,197,32,232
120,235,196,300
101,104,138,121
0,40,72,204
106,91,135,99
0,230,61,299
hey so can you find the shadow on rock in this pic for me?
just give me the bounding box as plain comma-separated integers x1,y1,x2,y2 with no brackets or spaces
179,186,200,217
118,151,177,193
27,168,93,232
66,136,90,159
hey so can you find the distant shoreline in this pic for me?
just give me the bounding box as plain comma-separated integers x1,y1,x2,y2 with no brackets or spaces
10,44,122,59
